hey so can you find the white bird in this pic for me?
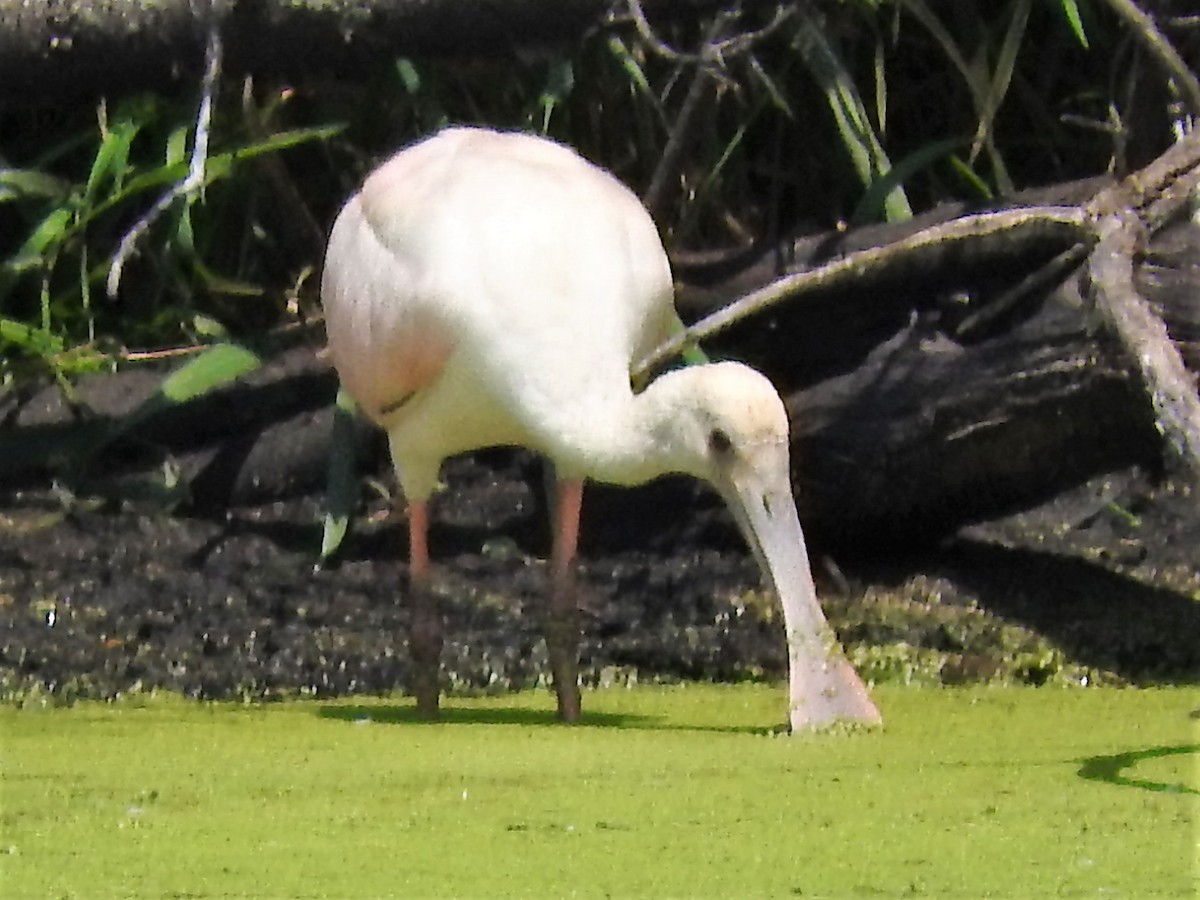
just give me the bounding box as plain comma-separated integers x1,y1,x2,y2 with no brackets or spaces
321,126,880,731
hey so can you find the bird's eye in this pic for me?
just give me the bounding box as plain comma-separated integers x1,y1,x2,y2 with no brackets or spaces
708,427,734,458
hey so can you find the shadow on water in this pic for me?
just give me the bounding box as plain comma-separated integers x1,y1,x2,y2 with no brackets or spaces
316,702,785,736
1077,744,1200,795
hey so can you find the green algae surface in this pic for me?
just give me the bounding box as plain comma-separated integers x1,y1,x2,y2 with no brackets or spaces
2,685,1195,898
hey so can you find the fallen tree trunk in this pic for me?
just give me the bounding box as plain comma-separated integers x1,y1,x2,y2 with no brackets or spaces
649,136,1200,539
2,146,1197,544
0,227,1192,541
789,289,1163,544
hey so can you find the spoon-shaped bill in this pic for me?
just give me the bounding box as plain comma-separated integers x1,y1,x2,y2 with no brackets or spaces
718,446,882,731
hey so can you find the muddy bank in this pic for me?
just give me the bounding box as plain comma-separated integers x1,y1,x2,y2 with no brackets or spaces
0,453,1197,705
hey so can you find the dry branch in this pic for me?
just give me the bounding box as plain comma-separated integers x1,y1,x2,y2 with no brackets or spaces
0,0,738,107
1085,143,1200,480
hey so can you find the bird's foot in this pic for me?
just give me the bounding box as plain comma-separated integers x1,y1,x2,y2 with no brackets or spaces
554,677,582,723
414,681,441,720
409,573,443,720
545,587,581,723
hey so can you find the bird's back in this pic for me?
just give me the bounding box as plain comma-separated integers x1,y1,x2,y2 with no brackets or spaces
323,128,676,468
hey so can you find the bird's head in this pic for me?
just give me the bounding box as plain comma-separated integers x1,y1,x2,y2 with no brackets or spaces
647,361,881,730
647,360,794,497
645,361,801,588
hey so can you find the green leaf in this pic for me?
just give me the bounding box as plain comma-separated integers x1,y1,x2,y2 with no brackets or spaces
165,123,191,168
0,316,65,356
0,168,71,204
190,314,229,340
85,117,140,205
1060,0,1089,48
189,256,263,297
396,58,422,94
851,137,965,226
156,343,261,404
320,386,360,563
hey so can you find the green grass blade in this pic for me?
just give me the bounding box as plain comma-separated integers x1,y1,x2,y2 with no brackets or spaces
0,205,72,310
969,0,1030,173
605,36,655,100
850,136,965,225
1060,0,1089,48
15,205,72,260
537,59,575,133
795,11,912,222
948,153,995,200
898,0,1013,194
0,315,65,357
84,116,139,205
188,257,264,297
50,123,343,256
224,124,346,163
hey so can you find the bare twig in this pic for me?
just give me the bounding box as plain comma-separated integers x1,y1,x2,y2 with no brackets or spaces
1083,131,1200,479
625,0,794,67
1099,0,1200,117
106,12,222,297
642,11,735,217
240,77,327,259
954,243,1090,340
625,0,696,64
1087,208,1200,479
636,3,797,219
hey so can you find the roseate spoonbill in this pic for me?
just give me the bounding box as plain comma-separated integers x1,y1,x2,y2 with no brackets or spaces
321,126,880,731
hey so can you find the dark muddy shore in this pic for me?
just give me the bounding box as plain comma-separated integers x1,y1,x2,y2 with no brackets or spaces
1,452,1197,706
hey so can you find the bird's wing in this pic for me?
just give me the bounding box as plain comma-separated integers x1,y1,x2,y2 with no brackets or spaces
321,194,456,423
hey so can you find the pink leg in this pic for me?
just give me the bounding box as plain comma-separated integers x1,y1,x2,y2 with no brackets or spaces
407,501,441,718
547,477,583,722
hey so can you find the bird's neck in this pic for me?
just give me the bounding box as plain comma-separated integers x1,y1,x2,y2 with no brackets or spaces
552,368,698,488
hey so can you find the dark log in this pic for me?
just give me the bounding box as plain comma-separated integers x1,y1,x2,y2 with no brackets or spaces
0,342,347,507
0,0,728,108
651,135,1200,525
3,110,1198,540
2,216,1196,548
691,220,1196,544
789,281,1163,545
